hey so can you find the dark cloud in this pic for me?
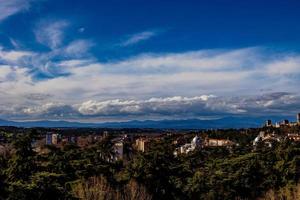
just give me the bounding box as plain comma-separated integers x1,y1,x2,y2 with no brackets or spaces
25,93,52,101
5,93,297,121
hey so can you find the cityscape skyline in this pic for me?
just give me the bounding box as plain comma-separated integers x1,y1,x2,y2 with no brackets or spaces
1,1,300,199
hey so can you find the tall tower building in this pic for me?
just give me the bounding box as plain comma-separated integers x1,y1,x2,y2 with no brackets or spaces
282,119,289,125
297,113,300,124
46,133,52,145
265,120,272,127
52,133,58,145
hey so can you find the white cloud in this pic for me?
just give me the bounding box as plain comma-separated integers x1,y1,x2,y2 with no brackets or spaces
57,59,94,68
120,31,158,46
22,102,64,115
0,0,31,22
0,65,13,80
266,56,300,76
0,50,32,63
1,47,300,121
63,39,94,57
104,48,259,74
34,19,69,49
77,95,216,116
9,38,21,48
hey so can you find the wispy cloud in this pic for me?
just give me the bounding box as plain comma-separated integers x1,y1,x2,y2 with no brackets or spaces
78,27,85,33
63,39,94,57
0,0,31,22
9,38,21,49
34,19,69,49
0,49,32,63
120,31,158,46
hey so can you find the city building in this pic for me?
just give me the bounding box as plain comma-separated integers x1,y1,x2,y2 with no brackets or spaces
177,144,193,155
266,113,300,128
174,136,202,155
253,131,281,148
76,136,91,148
204,138,235,147
287,133,300,142
135,138,150,152
45,133,59,145
70,136,77,143
52,133,59,145
191,136,202,149
253,131,265,146
265,120,272,127
103,131,109,138
281,119,289,126
45,133,52,145
113,142,124,161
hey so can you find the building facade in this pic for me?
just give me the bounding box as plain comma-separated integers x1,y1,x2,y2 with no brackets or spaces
46,133,52,145
205,138,235,147
135,138,150,152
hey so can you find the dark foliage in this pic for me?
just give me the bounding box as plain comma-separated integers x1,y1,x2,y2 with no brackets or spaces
0,128,300,199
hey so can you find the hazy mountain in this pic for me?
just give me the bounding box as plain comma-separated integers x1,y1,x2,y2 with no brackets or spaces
0,116,290,129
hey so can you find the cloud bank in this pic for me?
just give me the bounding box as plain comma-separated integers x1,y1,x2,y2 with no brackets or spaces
1,93,300,122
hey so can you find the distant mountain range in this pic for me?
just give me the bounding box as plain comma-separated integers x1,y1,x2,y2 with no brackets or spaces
0,116,291,129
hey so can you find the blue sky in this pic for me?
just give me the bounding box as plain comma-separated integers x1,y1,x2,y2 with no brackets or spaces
0,0,300,122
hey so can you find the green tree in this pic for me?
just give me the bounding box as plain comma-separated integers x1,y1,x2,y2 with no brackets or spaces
6,131,37,182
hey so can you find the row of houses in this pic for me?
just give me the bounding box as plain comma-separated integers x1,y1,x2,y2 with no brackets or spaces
253,131,300,148
41,132,130,162
174,136,236,155
44,132,108,147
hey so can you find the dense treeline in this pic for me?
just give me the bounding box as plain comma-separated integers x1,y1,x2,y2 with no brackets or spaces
0,129,300,199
